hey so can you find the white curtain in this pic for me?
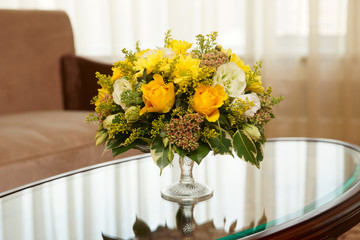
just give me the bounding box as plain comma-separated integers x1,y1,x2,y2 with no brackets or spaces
1,0,359,145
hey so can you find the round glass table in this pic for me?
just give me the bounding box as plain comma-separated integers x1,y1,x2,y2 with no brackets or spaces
1,138,360,240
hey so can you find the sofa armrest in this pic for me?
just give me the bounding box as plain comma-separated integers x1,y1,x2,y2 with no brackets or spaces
61,54,113,110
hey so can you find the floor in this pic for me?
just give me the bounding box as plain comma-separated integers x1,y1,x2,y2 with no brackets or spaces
339,222,360,239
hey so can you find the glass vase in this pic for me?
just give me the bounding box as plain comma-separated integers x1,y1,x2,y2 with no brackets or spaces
161,155,213,203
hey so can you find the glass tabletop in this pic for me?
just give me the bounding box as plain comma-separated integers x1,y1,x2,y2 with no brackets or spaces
1,138,360,240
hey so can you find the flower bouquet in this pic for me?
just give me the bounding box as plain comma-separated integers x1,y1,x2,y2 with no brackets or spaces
88,31,283,202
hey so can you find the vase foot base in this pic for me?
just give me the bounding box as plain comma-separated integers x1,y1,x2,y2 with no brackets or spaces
161,182,213,204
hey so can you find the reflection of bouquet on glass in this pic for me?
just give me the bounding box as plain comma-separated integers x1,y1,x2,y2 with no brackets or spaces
88,31,283,171
101,205,268,239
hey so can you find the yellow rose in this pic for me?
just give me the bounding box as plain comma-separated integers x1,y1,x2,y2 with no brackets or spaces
140,74,175,115
192,84,228,122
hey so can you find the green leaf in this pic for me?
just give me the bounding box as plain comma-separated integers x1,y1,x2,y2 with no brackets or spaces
173,145,186,159
106,138,123,150
112,142,135,157
258,126,267,145
206,129,233,156
150,137,172,172
233,130,259,168
168,143,174,162
142,68,147,82
175,96,182,108
138,137,151,144
255,141,264,163
188,142,211,164
218,114,230,126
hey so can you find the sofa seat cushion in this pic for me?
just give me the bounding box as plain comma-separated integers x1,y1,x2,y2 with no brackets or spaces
0,110,140,192
1,110,98,164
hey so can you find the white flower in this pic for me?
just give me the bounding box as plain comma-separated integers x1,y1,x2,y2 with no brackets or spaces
235,92,261,118
159,48,176,58
243,123,261,141
112,77,132,110
212,62,246,98
103,114,118,130
125,106,140,123
141,48,176,59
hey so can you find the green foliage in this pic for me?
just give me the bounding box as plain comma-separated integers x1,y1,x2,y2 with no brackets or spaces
114,140,147,157
120,89,143,107
255,141,264,163
106,138,123,150
233,130,259,168
86,112,99,123
206,128,233,156
246,61,262,87
113,60,137,77
272,95,285,105
108,113,131,138
124,128,143,146
173,145,186,158
135,41,142,53
164,29,173,47
97,101,121,120
188,142,211,164
150,115,167,138
91,31,284,172
191,31,218,58
112,142,135,157
96,72,113,91
252,61,262,76
150,136,173,173
121,48,137,62
248,87,284,127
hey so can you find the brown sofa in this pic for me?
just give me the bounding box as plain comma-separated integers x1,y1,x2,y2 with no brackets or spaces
0,10,139,192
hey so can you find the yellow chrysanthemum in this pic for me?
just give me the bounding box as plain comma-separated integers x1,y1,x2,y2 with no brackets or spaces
135,49,151,58
173,55,201,85
246,76,265,93
169,40,192,55
223,48,251,73
111,67,123,82
95,88,110,107
158,57,172,73
134,50,164,77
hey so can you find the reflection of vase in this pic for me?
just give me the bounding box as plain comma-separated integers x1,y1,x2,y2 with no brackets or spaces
176,204,195,239
161,155,213,203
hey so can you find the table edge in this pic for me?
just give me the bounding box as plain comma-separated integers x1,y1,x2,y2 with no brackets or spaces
241,138,360,239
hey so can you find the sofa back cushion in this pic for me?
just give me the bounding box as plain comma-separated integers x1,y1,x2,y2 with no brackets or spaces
0,10,75,114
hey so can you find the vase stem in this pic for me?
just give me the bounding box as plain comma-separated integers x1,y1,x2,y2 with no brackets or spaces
179,157,195,184
161,154,213,204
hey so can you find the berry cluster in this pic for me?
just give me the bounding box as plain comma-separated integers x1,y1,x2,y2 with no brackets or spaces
200,51,228,69
165,113,204,151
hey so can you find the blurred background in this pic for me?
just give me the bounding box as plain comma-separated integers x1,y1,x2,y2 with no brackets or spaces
1,0,359,145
